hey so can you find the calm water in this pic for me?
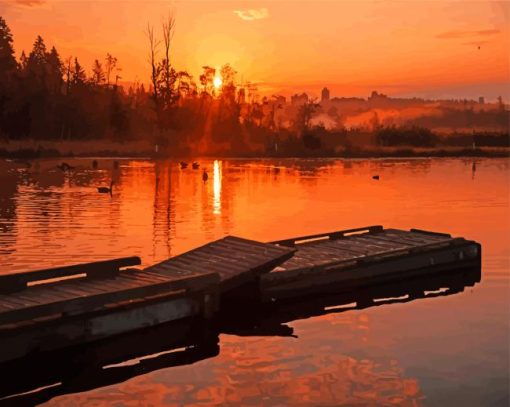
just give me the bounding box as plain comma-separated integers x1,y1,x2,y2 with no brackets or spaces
0,157,509,406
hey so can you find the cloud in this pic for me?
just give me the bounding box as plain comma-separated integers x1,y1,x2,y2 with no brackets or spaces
436,29,500,39
234,8,269,21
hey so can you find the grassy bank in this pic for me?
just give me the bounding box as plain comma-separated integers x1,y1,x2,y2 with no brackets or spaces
0,139,508,159
0,139,156,159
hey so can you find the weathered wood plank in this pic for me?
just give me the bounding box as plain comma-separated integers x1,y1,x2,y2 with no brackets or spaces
0,272,219,325
271,225,383,247
146,236,295,289
0,257,142,294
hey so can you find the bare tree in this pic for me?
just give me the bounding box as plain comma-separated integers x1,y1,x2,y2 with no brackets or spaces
105,53,118,87
159,15,178,108
146,23,161,108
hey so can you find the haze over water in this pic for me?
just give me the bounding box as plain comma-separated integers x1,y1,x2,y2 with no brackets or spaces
0,157,508,406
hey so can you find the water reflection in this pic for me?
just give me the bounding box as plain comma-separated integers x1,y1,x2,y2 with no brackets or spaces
0,157,508,406
0,266,480,405
213,160,222,215
0,157,508,277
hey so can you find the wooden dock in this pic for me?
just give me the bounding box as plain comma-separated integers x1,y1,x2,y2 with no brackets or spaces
0,237,294,364
0,226,480,367
262,225,481,301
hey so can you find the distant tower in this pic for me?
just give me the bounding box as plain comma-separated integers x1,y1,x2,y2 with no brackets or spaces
478,96,485,104
321,87,330,103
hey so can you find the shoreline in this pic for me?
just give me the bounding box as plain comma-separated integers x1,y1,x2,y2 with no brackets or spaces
0,140,508,159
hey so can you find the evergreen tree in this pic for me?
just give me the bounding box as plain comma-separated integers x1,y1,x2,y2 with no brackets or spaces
71,57,86,86
0,16,17,77
46,46,63,94
27,35,47,73
19,51,28,72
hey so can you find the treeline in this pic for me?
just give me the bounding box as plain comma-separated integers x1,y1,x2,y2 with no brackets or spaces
0,18,147,143
0,16,508,158
0,16,272,155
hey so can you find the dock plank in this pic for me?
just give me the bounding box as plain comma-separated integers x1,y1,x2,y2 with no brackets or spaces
145,236,295,291
271,228,463,276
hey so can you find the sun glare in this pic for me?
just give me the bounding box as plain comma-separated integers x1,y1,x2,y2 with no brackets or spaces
213,76,222,89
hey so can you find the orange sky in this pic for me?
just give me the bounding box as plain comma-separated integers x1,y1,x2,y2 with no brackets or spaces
2,0,509,99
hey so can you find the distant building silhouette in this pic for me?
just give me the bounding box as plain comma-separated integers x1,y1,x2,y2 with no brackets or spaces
478,96,485,104
321,87,330,102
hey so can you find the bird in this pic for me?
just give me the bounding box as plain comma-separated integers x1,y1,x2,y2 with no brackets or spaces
202,169,209,182
180,161,188,169
97,181,114,194
57,162,74,171
372,175,380,180
192,162,200,169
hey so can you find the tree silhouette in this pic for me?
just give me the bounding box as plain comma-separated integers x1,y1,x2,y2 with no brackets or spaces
105,53,117,87
91,59,105,85
0,17,16,76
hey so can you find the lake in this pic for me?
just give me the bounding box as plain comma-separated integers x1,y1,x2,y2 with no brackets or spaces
0,157,508,406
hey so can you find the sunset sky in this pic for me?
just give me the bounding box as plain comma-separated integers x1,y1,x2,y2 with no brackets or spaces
2,0,509,100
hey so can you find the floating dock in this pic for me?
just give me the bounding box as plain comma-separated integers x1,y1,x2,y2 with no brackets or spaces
263,226,481,301
0,237,293,364
0,226,480,367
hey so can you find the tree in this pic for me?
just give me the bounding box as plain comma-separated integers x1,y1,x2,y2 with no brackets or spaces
27,35,48,78
0,17,18,138
145,14,179,134
158,15,178,109
146,23,161,107
105,53,117,87
199,66,215,95
295,98,319,133
0,17,17,77
91,59,105,85
71,57,86,86
219,63,236,101
19,51,28,71
45,46,63,94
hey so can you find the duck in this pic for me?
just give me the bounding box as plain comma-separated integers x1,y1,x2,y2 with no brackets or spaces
180,161,188,169
372,175,380,180
192,162,200,170
202,169,209,182
97,181,114,194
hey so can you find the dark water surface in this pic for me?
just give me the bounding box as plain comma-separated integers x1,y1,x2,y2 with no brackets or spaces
0,158,508,406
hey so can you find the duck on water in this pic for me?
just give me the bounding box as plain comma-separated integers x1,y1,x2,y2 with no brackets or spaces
98,181,114,194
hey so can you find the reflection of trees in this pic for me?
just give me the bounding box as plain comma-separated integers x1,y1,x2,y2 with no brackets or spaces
0,166,19,256
152,161,174,259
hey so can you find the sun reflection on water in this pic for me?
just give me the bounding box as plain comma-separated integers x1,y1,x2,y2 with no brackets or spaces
213,160,222,215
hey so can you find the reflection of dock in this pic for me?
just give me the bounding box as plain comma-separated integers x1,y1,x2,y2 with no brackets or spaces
0,264,480,404
222,265,481,337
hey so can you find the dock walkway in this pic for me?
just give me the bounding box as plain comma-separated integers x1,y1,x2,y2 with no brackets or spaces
0,226,480,364
0,237,294,363
263,226,481,300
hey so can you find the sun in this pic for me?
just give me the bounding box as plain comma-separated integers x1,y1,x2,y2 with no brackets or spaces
213,76,222,89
